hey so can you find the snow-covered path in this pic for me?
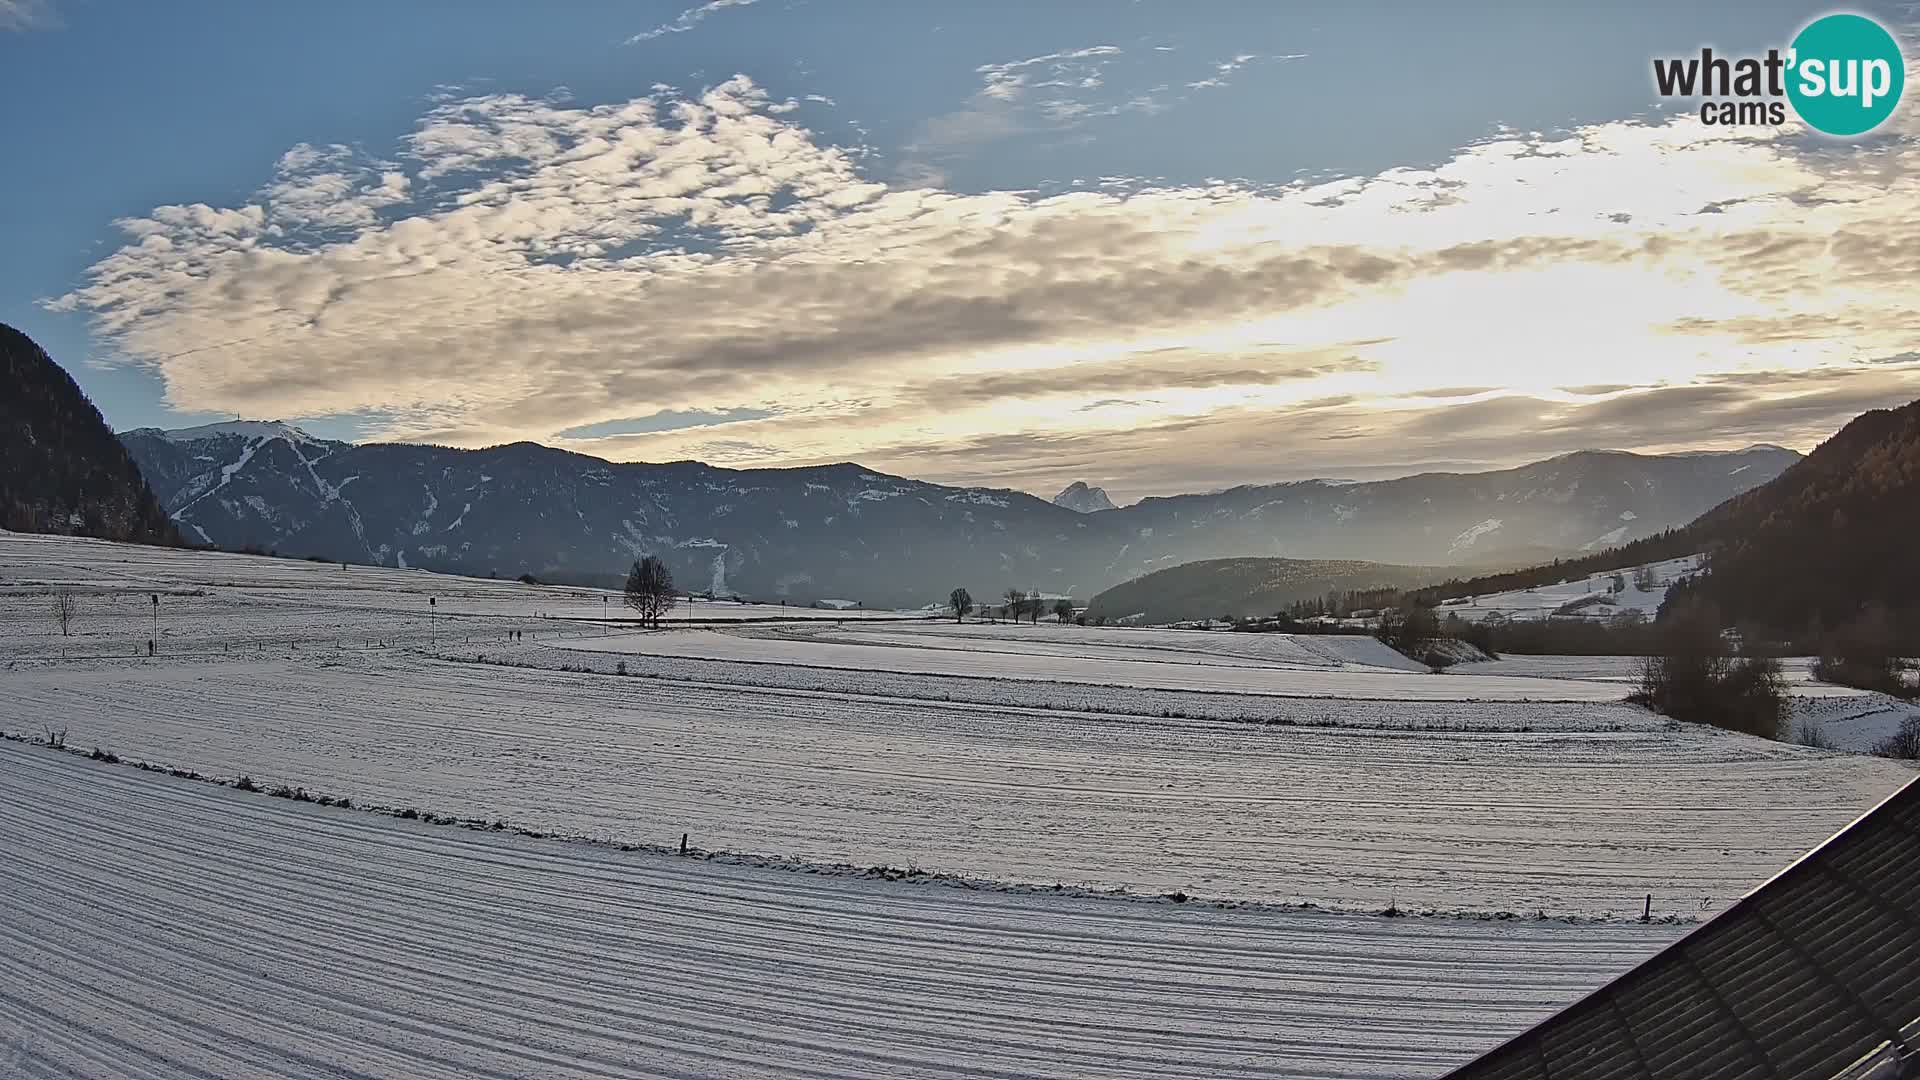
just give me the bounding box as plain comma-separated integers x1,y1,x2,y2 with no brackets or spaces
0,741,1682,1079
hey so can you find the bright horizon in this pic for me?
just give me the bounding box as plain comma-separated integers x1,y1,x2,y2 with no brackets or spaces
5,0,1920,501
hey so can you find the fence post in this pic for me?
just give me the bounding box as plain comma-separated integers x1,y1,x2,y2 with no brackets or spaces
1643,893,1652,922
679,832,688,856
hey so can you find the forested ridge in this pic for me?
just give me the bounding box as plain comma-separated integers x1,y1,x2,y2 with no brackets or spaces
1,322,178,545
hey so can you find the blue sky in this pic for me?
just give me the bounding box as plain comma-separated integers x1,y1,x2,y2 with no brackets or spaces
5,0,1919,497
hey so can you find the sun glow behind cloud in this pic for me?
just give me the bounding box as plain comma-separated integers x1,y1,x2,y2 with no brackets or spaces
47,62,1920,497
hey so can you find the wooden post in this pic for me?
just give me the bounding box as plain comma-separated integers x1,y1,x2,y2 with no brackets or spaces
679,832,688,856
1643,893,1652,922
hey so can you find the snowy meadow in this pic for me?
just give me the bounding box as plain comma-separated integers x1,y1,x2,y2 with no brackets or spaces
2,531,1913,1079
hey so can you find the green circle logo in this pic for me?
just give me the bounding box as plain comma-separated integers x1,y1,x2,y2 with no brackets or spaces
1787,13,1905,136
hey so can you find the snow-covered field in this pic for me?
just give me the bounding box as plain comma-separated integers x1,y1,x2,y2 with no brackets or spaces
1454,654,1917,753
464,640,1669,731
809,620,1432,670
3,532,1915,1077
0,742,1685,1079
1790,691,1920,753
1435,555,1703,623
554,625,1629,701
0,531,926,661
8,652,1909,917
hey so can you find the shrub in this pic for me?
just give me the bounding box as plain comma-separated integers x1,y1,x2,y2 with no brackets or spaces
1630,601,1787,739
1874,717,1920,760
1813,606,1912,697
1633,653,1788,739
88,746,120,763
616,660,629,676
235,775,258,792
1790,719,1838,750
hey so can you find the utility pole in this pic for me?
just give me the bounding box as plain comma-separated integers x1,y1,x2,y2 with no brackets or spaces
149,593,158,655
429,596,436,647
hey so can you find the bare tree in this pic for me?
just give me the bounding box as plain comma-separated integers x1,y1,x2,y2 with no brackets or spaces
1632,565,1658,592
1053,598,1073,624
1875,716,1920,760
1028,587,1043,624
949,587,974,623
52,589,76,637
625,556,676,629
1003,588,1025,623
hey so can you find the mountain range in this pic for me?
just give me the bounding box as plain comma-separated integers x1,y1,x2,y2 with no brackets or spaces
1377,395,1920,648
117,421,1798,607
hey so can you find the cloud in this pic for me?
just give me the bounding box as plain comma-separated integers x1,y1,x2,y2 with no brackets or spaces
1186,51,1305,90
854,366,1920,497
908,348,1376,408
977,45,1124,102
260,144,413,232
0,0,55,30
626,0,759,44
557,407,774,439
49,61,1920,497
906,44,1308,178
902,44,1126,179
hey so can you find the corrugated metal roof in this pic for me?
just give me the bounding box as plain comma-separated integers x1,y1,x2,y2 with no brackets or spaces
1440,776,1920,1080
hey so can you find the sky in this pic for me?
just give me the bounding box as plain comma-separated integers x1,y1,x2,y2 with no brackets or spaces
5,1,1920,502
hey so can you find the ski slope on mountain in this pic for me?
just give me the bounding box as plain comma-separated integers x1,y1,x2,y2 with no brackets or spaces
0,742,1687,1079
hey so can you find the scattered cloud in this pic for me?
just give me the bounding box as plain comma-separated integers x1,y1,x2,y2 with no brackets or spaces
1186,52,1306,90
905,44,1310,180
626,0,759,45
0,0,56,31
977,45,1123,103
902,44,1127,181
49,63,1920,496
261,144,412,232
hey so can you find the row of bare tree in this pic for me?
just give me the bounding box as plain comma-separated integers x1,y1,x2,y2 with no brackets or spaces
946,587,1072,624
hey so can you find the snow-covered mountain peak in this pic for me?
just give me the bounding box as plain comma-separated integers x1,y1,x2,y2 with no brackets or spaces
1053,481,1117,513
134,420,332,447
